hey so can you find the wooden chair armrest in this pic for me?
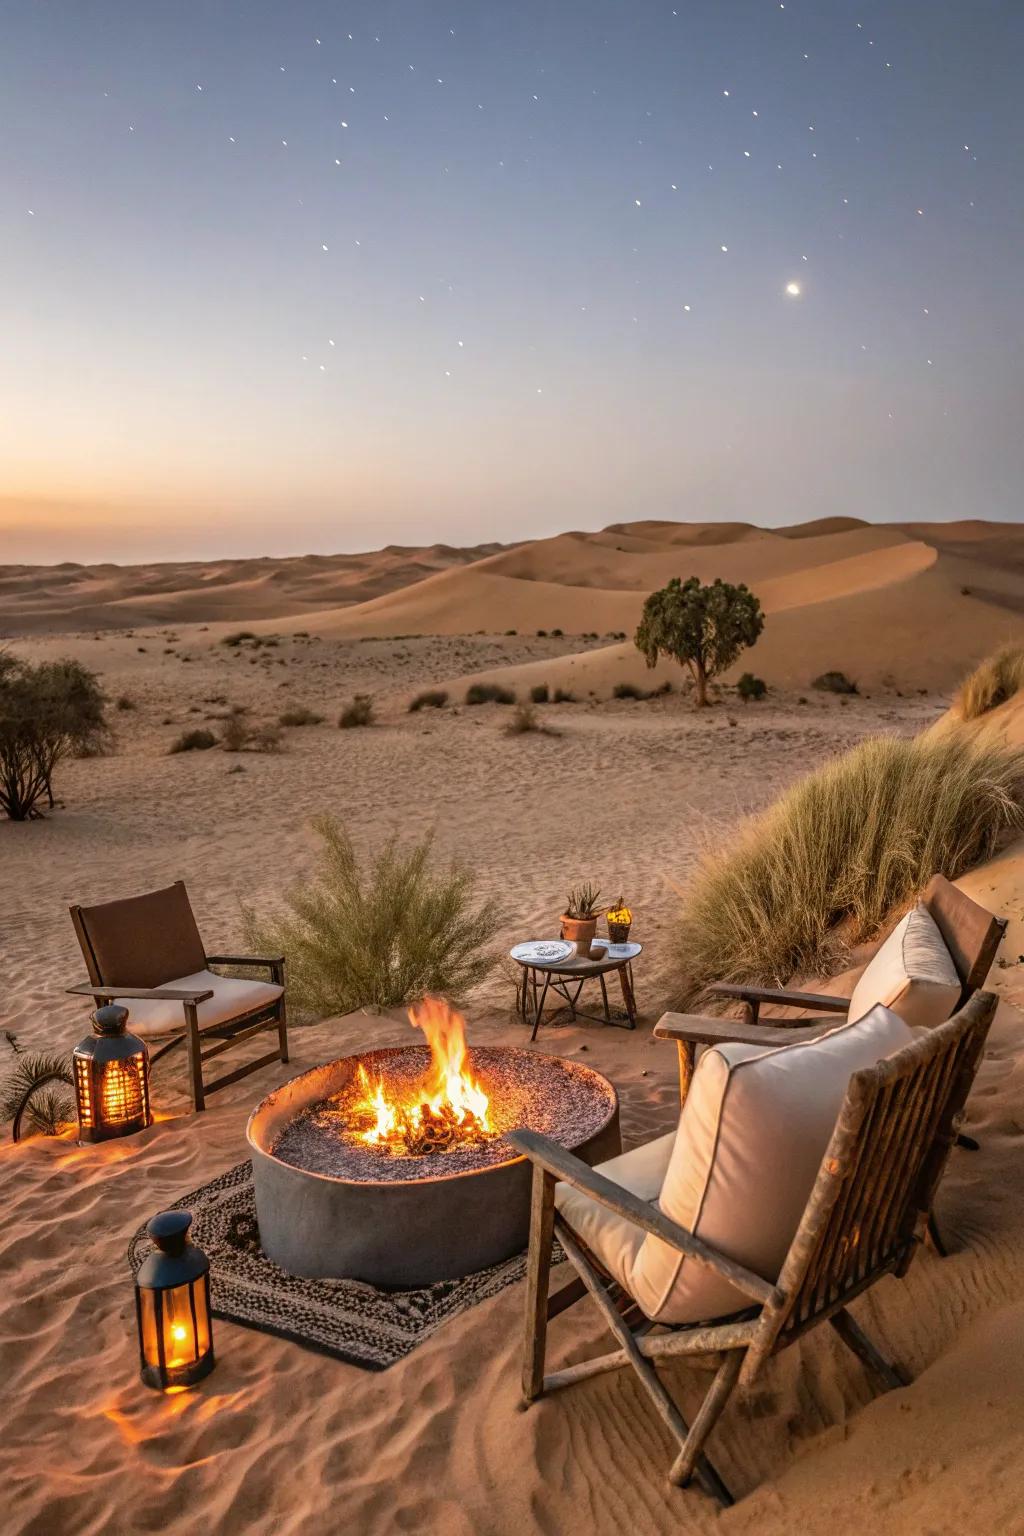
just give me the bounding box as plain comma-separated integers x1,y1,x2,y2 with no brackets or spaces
205,953,285,975
654,1013,843,1050
66,982,215,1003
709,982,851,1013
509,1128,774,1305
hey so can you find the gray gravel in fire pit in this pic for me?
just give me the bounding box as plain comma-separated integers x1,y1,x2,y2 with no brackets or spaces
270,1045,616,1182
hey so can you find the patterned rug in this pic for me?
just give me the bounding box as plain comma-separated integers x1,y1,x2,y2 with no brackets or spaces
127,1160,541,1371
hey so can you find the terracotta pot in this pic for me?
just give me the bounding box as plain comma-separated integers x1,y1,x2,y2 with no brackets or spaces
561,914,598,957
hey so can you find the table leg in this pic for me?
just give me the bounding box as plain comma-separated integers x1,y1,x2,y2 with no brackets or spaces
617,963,637,1027
598,972,611,1022
530,972,553,1043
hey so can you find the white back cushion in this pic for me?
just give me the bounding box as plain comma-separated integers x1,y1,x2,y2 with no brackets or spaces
625,1006,913,1326
848,903,961,1029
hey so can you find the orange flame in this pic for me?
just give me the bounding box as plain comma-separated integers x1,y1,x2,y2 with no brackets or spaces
353,998,490,1152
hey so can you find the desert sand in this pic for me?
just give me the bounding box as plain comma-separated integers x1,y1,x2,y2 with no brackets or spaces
2,519,1023,1535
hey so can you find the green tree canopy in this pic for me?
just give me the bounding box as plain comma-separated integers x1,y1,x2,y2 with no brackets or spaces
634,576,764,707
0,652,108,819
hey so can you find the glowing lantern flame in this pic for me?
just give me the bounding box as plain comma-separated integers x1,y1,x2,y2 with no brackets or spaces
352,998,491,1153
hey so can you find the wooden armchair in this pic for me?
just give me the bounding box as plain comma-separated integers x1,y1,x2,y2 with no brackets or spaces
659,874,1006,1104
511,991,996,1506
68,881,287,1112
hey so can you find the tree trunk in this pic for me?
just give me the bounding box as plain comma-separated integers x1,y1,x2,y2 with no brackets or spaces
694,662,709,708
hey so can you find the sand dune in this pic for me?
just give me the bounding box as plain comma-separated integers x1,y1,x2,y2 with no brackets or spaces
0,542,506,634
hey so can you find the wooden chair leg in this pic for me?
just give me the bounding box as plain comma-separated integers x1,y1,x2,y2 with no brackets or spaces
556,1221,733,1506
183,1001,205,1112
926,1211,949,1257
522,1166,556,1402
829,1308,910,1390
277,997,289,1064
668,1350,743,1494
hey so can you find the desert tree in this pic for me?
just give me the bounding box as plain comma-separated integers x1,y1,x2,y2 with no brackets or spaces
634,576,764,707
0,651,108,820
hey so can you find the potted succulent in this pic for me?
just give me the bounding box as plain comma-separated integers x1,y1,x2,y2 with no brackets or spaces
561,883,602,957
605,897,633,945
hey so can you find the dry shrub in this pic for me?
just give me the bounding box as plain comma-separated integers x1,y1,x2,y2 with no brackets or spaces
465,683,516,705
169,728,217,753
339,694,374,729
409,689,448,712
955,643,1024,720
279,706,325,727
244,817,501,1016
676,731,1024,1004
504,702,558,736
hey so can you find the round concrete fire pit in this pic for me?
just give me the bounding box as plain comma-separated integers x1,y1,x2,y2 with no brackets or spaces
246,1045,620,1287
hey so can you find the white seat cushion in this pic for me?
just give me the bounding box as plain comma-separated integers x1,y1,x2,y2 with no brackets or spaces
848,904,961,1030
115,969,283,1038
556,1007,912,1328
555,1133,675,1294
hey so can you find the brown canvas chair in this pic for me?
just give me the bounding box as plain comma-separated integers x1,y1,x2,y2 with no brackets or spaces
511,991,995,1506
68,881,287,1111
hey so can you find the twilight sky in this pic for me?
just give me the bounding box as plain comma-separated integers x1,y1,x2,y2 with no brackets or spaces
2,0,1022,563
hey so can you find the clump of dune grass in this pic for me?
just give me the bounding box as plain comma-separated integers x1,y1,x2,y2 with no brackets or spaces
955,643,1024,721
530,683,550,704
243,817,501,1015
504,702,559,737
676,731,1024,1005
465,683,516,705
169,728,217,754
553,687,575,703
409,689,448,712
339,695,374,729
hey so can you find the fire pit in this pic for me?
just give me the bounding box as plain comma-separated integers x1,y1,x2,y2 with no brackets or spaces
246,999,620,1286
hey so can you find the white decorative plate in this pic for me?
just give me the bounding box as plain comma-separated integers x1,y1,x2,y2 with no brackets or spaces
509,939,575,964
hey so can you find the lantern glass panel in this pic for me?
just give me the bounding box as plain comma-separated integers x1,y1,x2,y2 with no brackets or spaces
138,1275,213,1387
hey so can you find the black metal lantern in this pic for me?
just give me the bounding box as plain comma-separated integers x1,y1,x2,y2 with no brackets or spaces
135,1211,215,1391
73,1004,152,1143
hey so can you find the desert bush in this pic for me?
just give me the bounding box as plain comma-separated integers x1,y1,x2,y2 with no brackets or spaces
243,818,501,1015
339,694,374,729
116,694,136,711
813,670,858,695
222,630,257,647
737,673,767,702
169,728,217,754
409,689,449,712
955,643,1024,720
613,681,646,700
465,683,516,706
504,628,517,636
0,653,108,820
536,629,548,638
553,688,575,703
675,731,1024,1005
279,706,325,727
551,628,564,637
530,683,550,704
221,715,250,752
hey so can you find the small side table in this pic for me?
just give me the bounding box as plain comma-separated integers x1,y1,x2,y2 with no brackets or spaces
510,940,642,1042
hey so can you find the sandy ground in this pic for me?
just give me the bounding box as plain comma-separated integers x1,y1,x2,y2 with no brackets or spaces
3,524,1024,1534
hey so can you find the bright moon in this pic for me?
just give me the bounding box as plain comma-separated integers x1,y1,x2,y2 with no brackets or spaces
785,281,802,297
